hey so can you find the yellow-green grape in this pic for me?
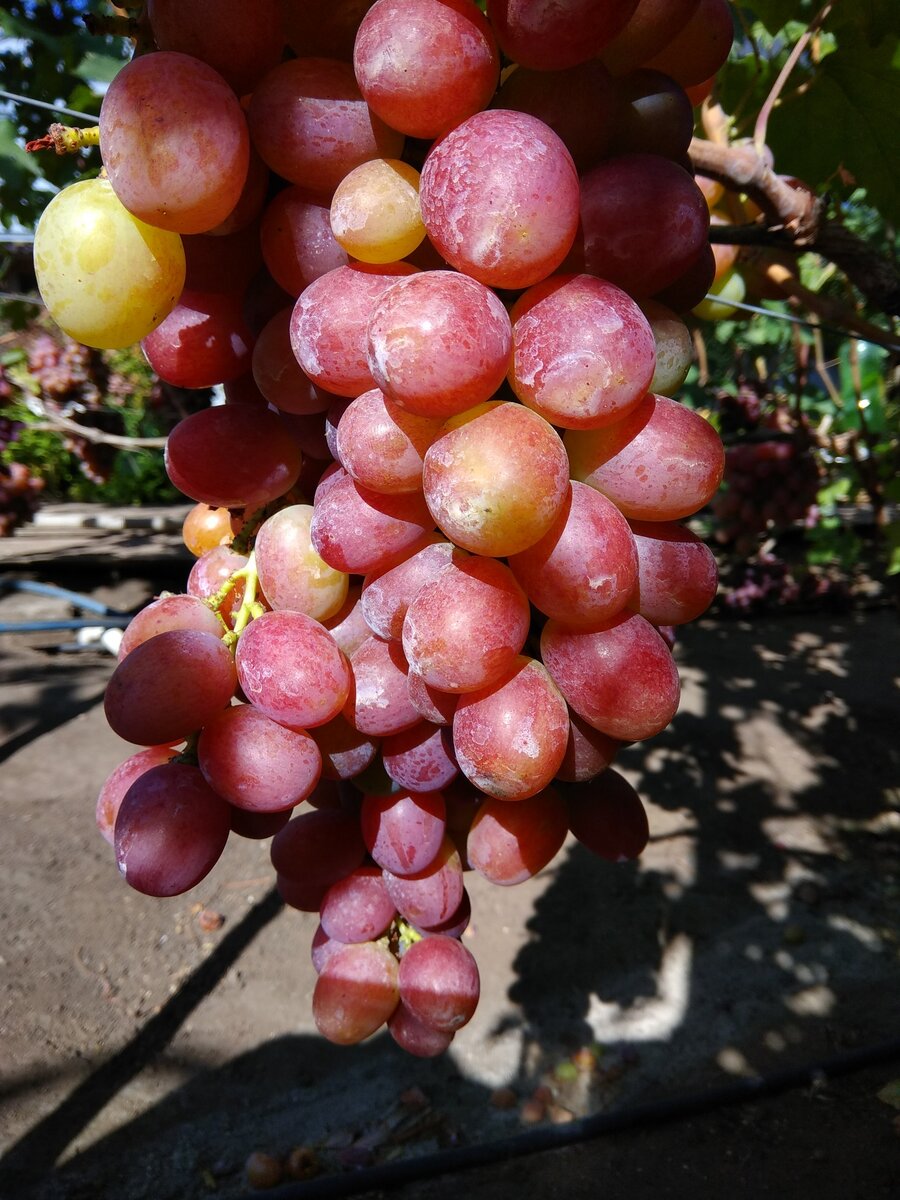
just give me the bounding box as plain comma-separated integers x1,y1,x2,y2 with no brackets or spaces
330,159,426,264
33,177,186,349
640,299,693,395
693,268,747,322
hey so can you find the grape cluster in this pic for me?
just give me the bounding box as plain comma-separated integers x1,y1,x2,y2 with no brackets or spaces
722,554,850,615
711,386,821,556
36,0,736,1053
0,365,44,535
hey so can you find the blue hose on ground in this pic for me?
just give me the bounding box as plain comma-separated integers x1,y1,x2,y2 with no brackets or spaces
0,578,131,617
0,618,131,634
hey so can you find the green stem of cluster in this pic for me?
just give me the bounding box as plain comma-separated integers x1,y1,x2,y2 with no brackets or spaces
203,551,264,647
394,918,424,956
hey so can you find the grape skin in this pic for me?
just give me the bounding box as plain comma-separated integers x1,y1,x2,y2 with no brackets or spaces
100,51,250,235
33,179,185,350
114,763,232,897
104,629,237,747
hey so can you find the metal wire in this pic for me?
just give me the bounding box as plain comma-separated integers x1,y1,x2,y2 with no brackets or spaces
701,293,900,351
0,88,98,123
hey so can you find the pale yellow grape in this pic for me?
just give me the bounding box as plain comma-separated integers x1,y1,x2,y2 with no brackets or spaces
330,159,425,264
33,177,185,349
693,268,747,322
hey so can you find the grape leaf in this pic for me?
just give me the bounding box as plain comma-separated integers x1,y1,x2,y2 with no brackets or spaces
743,1,900,41
764,28,900,226
73,49,127,86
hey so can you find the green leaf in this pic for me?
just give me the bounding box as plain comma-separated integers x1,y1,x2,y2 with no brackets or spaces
876,1078,900,1107
73,49,127,86
0,116,39,177
766,28,900,225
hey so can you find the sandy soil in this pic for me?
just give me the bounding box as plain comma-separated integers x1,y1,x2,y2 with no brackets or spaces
1,537,899,1200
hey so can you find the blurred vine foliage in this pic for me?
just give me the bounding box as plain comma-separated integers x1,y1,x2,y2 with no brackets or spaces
0,1,129,231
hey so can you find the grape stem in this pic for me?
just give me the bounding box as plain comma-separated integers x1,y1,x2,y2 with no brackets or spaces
170,732,200,767
25,123,100,156
392,918,424,958
204,552,265,647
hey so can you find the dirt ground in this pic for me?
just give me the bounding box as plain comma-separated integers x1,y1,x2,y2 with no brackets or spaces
1,509,899,1200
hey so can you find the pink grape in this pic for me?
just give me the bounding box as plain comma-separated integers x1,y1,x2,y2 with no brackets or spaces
322,584,372,659
628,520,719,625
382,722,459,793
412,887,472,938
100,51,249,234
277,871,329,913
466,787,568,885
229,807,291,840
388,1001,454,1056
640,0,734,88
557,715,620,783
492,59,618,172
311,923,343,974
143,289,254,389
281,0,379,61
607,69,695,160
397,934,479,1032
96,745,176,845
346,635,422,737
182,224,262,294
310,469,434,575
187,545,248,627
259,186,349,297
598,0,701,76
254,504,349,621
291,262,418,397
312,940,400,1045
541,611,680,742
576,154,710,298
367,272,513,420
319,866,397,943
486,0,639,70
508,273,655,429
118,593,223,660
361,539,455,642
565,394,725,521
311,713,381,780
165,406,302,510
406,669,459,727
422,402,570,557
247,57,404,194
198,704,322,812
354,0,500,139
271,809,366,888
104,629,236,746
452,657,569,800
336,389,442,493
401,553,530,694
567,767,650,861
252,310,332,416
361,789,448,876
146,0,284,97
382,835,464,928
114,763,231,897
235,610,352,730
419,110,580,290
507,482,638,628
